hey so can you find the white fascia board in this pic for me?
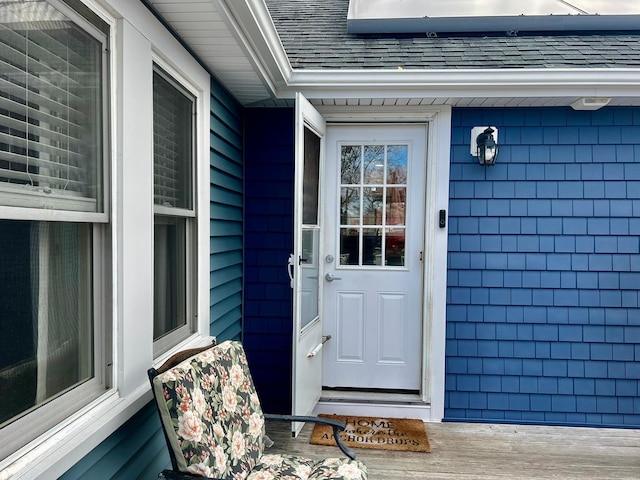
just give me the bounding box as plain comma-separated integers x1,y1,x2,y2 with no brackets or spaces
282,67,640,100
216,0,291,94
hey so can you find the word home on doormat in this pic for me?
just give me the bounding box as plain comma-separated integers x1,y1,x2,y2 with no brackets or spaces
310,415,431,453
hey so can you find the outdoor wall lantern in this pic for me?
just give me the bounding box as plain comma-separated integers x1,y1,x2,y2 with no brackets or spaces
471,126,499,166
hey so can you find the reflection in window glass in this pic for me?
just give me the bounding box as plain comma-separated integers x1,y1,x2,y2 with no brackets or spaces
363,228,382,265
363,187,383,225
387,145,408,184
340,146,361,184
340,187,360,225
339,142,409,267
363,145,384,184
385,228,405,266
386,187,406,225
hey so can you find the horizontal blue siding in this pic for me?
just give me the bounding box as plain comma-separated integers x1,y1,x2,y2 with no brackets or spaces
209,80,244,342
446,107,640,427
61,402,165,480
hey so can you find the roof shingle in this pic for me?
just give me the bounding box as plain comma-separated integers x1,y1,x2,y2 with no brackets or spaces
265,0,640,70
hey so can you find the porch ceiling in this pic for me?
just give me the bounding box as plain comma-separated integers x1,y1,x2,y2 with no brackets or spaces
143,1,640,109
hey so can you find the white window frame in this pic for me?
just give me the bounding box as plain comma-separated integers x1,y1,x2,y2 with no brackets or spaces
0,0,110,224
151,61,199,357
0,0,211,477
0,0,111,463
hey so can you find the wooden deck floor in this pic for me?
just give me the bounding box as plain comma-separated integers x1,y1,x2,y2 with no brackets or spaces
265,420,640,479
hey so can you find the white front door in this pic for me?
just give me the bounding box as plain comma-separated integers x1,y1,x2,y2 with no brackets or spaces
322,124,427,391
290,93,326,435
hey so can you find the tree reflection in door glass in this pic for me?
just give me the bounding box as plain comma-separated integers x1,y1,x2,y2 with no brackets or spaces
387,145,408,184
363,145,384,184
340,187,360,225
363,187,383,225
340,145,361,184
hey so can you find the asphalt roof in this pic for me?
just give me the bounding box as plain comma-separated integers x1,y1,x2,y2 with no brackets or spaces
265,0,640,70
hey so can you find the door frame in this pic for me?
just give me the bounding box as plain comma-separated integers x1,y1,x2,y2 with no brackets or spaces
316,105,451,421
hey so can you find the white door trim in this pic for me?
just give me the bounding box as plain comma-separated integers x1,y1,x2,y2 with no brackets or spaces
315,106,451,422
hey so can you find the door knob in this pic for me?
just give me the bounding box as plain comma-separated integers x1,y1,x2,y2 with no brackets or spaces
325,272,342,282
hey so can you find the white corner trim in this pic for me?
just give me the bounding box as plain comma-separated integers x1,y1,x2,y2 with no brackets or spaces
216,0,292,92
424,106,452,422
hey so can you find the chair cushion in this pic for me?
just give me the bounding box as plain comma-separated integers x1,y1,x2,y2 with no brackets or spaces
152,341,265,479
247,454,368,480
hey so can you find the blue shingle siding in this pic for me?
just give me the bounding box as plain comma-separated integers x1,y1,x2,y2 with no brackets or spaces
446,107,640,427
243,107,295,414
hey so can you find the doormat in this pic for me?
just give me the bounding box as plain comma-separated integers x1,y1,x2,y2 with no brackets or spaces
310,414,431,453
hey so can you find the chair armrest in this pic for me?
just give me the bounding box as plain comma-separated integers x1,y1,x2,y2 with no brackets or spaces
263,414,356,460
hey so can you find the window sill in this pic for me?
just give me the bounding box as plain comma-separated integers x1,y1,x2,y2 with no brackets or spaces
0,335,216,480
0,388,148,480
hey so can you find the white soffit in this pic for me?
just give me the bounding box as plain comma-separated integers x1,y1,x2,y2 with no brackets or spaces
144,0,275,105
347,0,640,33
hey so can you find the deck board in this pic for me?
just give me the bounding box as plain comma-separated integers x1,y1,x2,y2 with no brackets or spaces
264,420,640,479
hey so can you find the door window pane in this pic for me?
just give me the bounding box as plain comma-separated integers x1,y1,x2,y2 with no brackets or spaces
339,227,359,265
302,126,320,225
0,220,93,428
362,228,382,265
363,145,384,184
340,145,360,184
340,186,360,225
385,228,405,266
386,187,406,225
387,145,408,184
363,187,383,225
300,227,319,329
339,142,409,267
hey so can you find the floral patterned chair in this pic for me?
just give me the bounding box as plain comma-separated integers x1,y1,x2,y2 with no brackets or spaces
148,340,368,480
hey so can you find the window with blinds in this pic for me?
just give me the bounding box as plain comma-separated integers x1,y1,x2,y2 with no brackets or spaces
0,0,109,462
153,69,193,211
152,65,196,354
0,0,105,214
